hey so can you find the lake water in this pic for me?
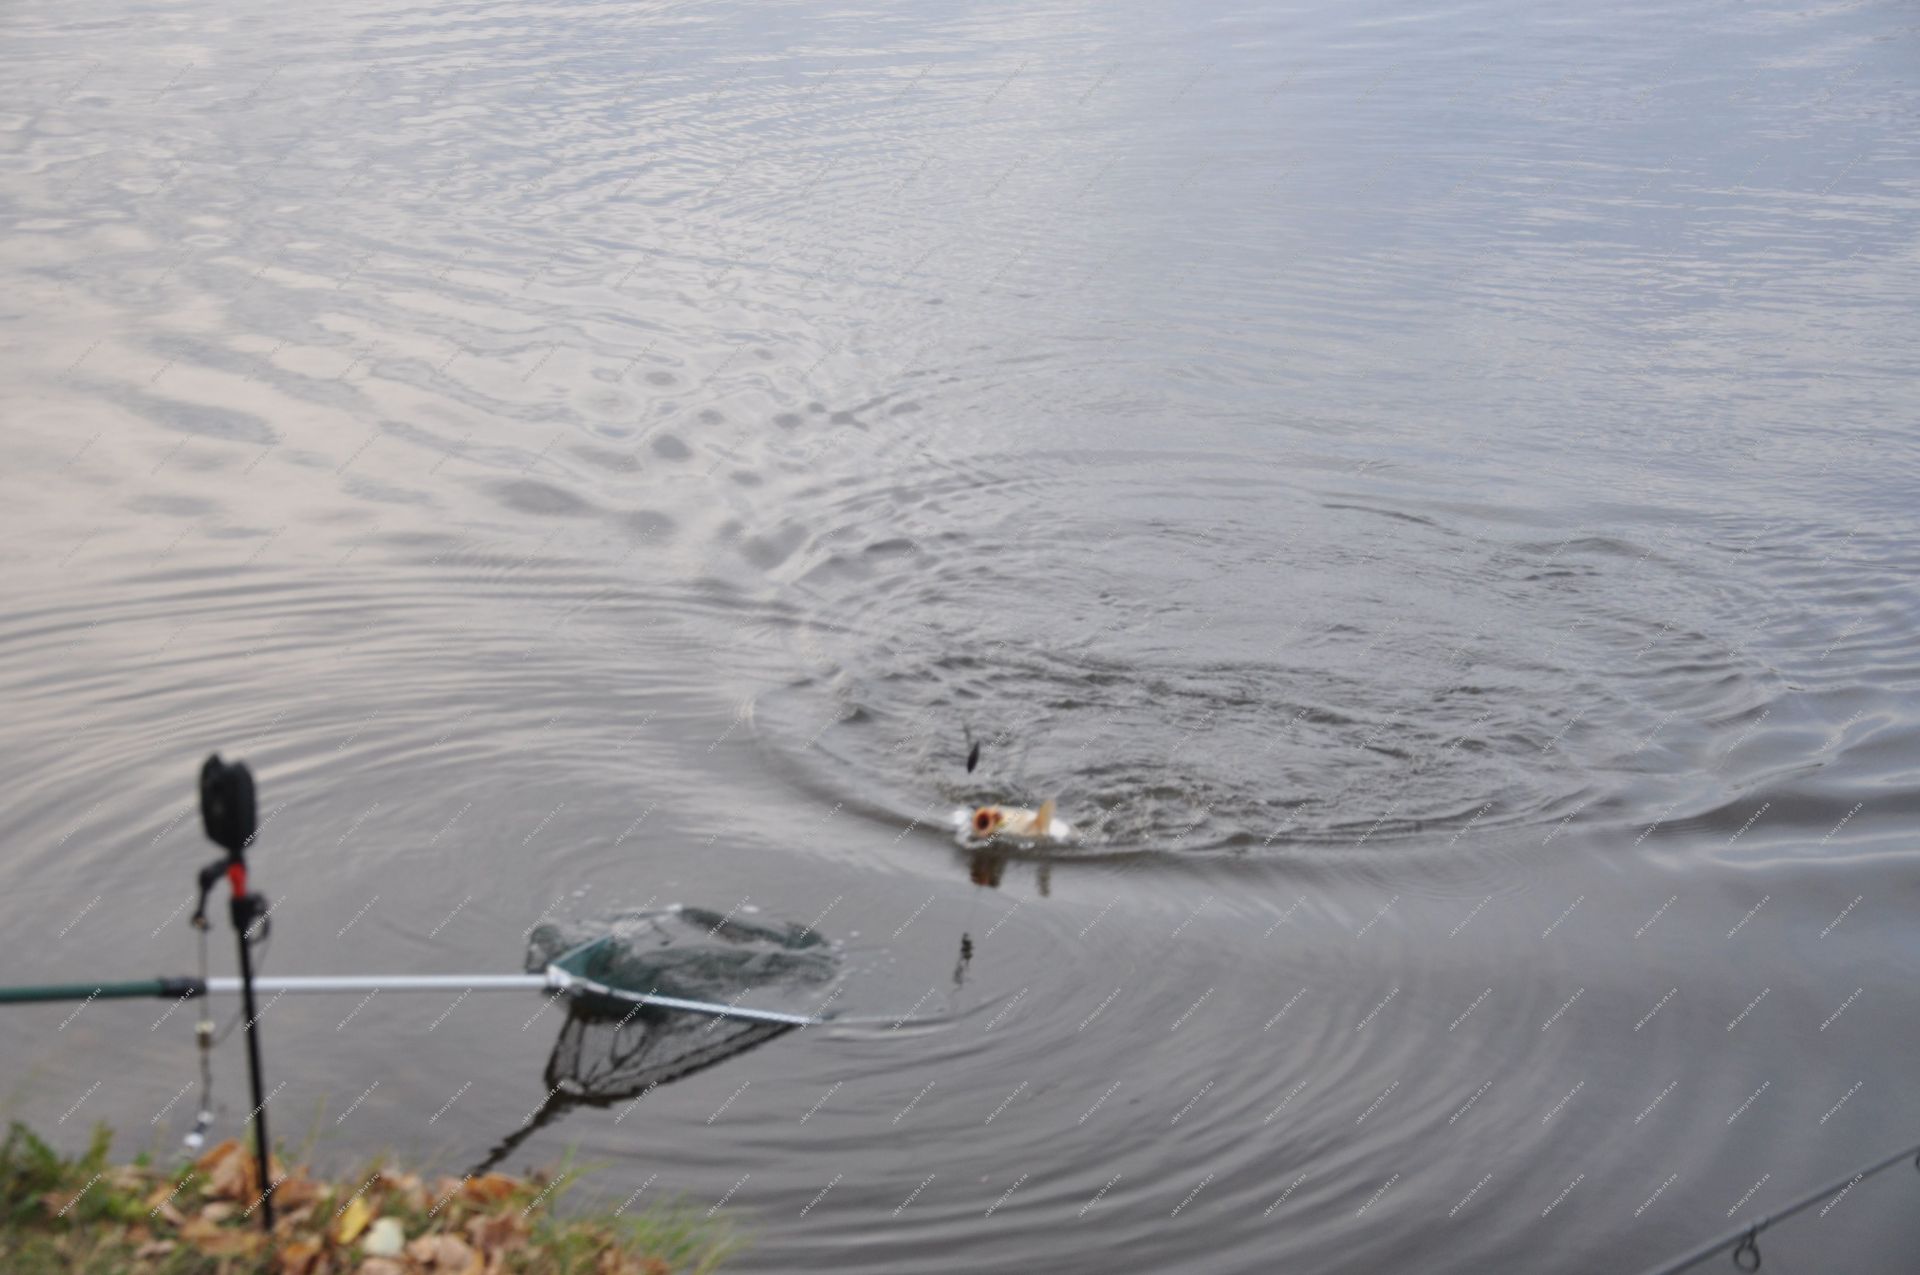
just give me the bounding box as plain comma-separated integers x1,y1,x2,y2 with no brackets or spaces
3,0,1919,1269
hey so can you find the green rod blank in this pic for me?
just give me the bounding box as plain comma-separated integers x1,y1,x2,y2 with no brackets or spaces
0,979,192,1004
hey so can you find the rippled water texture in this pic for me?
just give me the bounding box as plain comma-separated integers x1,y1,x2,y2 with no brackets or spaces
4,0,1919,1270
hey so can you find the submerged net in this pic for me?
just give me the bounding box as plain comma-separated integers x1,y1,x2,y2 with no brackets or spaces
530,905,839,1022
475,906,841,1173
540,907,837,1087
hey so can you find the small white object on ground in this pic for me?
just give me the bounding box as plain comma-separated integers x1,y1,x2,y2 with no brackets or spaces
365,1216,406,1256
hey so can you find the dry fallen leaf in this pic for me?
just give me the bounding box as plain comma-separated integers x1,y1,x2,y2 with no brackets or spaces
465,1207,528,1255
195,1138,242,1175
201,1201,238,1223
334,1194,374,1245
277,1172,325,1211
369,1168,423,1211
276,1202,319,1233
357,1260,406,1275
133,1239,177,1260
207,1145,255,1202
180,1215,266,1258
276,1237,325,1275
144,1178,195,1215
461,1173,519,1206
408,1232,483,1274
594,1251,653,1275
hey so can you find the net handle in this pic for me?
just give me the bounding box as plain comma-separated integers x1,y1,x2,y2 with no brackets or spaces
545,938,824,1026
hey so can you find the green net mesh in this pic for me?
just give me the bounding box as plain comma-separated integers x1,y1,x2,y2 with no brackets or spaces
527,905,839,1020
472,907,843,1174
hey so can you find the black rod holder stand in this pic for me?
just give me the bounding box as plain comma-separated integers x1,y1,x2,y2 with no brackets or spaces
191,753,274,1236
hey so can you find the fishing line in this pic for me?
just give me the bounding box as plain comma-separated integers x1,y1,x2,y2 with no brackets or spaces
208,915,271,1048
183,890,273,1148
955,728,983,988
185,923,215,1150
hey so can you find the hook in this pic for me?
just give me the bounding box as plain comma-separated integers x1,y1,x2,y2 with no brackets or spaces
1732,1226,1761,1272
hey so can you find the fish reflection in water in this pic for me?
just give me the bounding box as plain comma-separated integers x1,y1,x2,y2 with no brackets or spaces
963,843,1050,897
955,835,1052,991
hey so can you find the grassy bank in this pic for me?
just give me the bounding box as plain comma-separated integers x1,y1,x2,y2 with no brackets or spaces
0,1121,736,1275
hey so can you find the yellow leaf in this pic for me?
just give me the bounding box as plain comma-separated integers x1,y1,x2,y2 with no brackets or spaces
335,1194,374,1245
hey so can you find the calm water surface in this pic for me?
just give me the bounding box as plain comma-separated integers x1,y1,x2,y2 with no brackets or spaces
3,0,1919,1270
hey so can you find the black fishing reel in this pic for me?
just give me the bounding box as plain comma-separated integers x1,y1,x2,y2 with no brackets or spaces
190,754,267,936
199,753,256,856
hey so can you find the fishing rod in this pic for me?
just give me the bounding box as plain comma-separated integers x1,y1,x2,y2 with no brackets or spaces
1637,1138,1920,1275
0,965,823,1027
0,759,861,1037
0,753,862,1236
0,765,906,1033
